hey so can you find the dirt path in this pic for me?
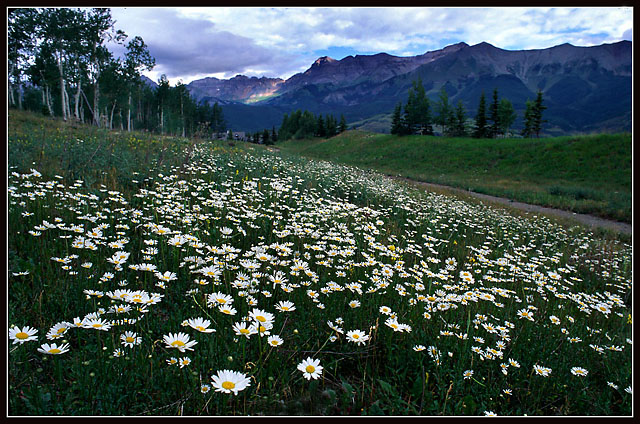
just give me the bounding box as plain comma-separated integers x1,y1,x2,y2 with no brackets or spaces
391,176,632,236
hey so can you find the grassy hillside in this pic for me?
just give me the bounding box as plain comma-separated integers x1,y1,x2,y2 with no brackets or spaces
278,131,632,223
7,110,633,415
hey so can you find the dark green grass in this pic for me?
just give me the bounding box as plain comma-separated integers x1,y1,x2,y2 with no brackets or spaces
277,131,632,223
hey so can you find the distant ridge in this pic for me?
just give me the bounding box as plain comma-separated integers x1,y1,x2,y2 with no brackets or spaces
182,41,631,135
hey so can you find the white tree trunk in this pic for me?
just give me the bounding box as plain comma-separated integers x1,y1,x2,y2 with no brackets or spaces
74,81,82,120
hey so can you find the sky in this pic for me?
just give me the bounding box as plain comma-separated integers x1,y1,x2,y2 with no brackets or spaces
107,7,633,86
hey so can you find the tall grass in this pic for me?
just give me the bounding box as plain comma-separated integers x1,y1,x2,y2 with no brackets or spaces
8,111,632,416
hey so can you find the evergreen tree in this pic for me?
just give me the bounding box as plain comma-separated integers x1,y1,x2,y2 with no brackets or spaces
473,91,488,138
489,88,501,138
262,128,270,144
271,126,278,143
413,78,432,135
338,114,347,133
390,102,405,135
521,100,534,138
532,90,547,138
326,114,338,137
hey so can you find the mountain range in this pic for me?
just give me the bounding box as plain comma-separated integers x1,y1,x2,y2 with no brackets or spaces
173,40,631,135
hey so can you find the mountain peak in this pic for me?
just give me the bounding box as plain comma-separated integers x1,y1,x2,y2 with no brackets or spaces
442,41,469,51
313,56,337,67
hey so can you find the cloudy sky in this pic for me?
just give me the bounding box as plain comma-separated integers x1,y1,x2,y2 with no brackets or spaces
108,7,633,85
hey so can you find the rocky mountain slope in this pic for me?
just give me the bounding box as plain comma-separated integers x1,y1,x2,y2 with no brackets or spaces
185,41,631,135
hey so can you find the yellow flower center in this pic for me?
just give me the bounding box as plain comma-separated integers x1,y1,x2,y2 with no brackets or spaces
217,299,226,304
239,329,250,334
16,332,29,339
281,306,289,311
352,334,360,339
271,341,278,345
256,316,266,322
305,365,315,373
49,348,61,354
92,323,103,328
126,337,135,343
196,326,206,332
56,328,67,334
222,381,236,390
259,326,267,333
171,340,186,347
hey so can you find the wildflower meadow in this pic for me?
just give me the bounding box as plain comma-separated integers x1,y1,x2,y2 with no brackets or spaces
8,112,632,416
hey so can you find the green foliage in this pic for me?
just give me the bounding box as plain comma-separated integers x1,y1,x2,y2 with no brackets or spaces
278,109,345,141
8,7,220,140
391,78,433,136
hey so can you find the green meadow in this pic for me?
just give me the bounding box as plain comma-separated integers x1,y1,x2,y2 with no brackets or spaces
278,131,632,223
8,111,632,416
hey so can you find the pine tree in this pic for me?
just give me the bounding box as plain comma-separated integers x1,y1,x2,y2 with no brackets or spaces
326,114,337,137
390,102,405,135
521,100,534,138
473,91,488,138
271,126,278,142
338,114,347,133
532,90,547,138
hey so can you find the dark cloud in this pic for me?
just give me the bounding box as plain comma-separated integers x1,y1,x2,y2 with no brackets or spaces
112,8,299,79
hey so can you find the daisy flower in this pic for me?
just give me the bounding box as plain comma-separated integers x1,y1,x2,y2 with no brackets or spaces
346,329,370,345
207,291,234,307
348,300,361,308
179,357,191,368
219,305,237,315
37,342,70,355
83,318,112,331
167,357,179,366
297,357,323,380
249,308,275,324
275,300,296,312
571,367,588,377
200,384,211,394
163,332,197,352
251,321,273,338
413,345,426,352
9,325,38,344
46,322,72,340
120,331,142,348
113,348,125,357
533,364,552,377
267,335,284,347
186,317,216,333
232,322,257,338
211,370,251,395
463,370,474,380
